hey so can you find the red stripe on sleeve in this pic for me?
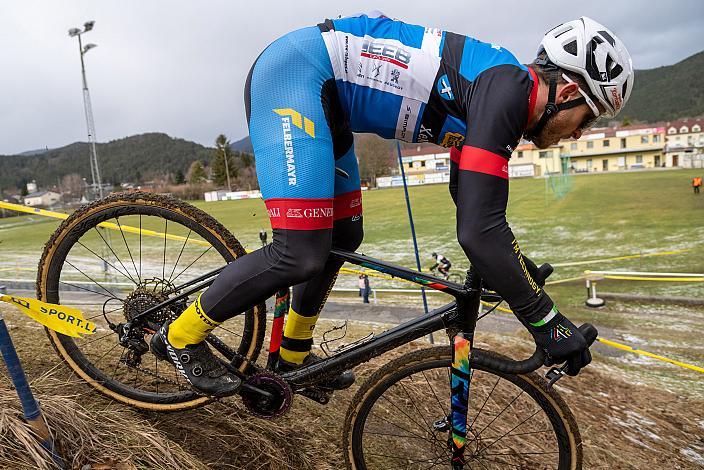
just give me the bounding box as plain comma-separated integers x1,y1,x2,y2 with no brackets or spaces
450,146,461,164
458,146,509,180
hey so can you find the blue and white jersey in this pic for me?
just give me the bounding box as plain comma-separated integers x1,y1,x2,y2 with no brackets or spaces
318,12,538,158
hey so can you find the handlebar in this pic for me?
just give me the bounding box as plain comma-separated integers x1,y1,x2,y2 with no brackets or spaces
470,323,598,374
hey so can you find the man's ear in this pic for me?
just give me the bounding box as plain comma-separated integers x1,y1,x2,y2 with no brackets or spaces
556,82,580,104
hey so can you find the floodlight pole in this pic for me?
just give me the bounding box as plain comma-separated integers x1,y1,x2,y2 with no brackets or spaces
70,22,103,199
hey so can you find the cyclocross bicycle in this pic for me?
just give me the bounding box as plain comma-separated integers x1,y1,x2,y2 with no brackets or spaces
37,192,596,469
429,265,465,285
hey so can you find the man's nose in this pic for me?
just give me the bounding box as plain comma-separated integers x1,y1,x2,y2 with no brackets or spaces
572,129,583,139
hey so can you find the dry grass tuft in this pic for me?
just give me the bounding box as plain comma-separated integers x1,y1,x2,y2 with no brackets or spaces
0,379,205,470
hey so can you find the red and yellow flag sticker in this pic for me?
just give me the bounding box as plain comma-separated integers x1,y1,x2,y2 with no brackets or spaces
0,295,97,337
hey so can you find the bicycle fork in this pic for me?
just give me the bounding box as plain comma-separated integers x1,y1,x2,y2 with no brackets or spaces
450,332,472,468
448,268,481,469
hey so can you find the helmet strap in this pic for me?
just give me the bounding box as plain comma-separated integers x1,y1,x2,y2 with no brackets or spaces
526,66,587,140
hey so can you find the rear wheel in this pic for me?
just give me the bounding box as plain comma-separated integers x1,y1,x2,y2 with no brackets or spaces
37,192,267,411
344,347,582,469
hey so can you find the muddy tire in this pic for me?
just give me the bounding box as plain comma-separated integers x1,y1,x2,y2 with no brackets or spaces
37,191,267,411
343,347,582,469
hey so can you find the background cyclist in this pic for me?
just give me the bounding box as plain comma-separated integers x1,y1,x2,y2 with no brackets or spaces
430,252,452,279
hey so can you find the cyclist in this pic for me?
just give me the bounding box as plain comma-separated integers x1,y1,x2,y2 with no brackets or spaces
430,252,452,279
152,13,633,396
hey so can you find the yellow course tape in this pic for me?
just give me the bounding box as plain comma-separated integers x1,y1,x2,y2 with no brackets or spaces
597,338,704,374
551,249,691,267
480,303,704,374
0,200,208,246
603,275,704,282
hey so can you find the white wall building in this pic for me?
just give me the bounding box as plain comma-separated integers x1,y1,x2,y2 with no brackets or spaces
24,191,61,207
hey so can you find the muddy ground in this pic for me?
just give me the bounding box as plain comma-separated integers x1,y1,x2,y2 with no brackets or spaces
1,295,703,469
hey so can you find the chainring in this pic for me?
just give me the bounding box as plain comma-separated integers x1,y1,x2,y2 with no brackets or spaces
241,371,293,419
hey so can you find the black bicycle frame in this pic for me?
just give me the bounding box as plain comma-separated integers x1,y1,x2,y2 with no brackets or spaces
128,247,544,376
278,248,482,386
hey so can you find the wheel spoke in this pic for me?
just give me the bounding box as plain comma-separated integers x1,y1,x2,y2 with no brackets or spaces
78,238,137,285
168,229,192,283
472,390,525,442
92,227,139,285
64,259,123,300
115,218,141,285
59,280,117,298
162,219,168,284
170,246,213,285
420,369,447,417
469,375,500,431
477,409,541,455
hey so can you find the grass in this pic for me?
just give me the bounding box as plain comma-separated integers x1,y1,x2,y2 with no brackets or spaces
1,170,703,468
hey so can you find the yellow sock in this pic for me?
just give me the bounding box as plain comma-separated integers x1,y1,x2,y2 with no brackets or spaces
167,294,220,348
279,308,320,365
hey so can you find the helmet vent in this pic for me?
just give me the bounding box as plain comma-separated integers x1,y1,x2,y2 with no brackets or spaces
552,24,573,38
563,40,578,56
598,30,616,47
621,80,628,99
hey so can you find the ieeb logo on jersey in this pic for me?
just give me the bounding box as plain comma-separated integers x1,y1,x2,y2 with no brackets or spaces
361,40,411,69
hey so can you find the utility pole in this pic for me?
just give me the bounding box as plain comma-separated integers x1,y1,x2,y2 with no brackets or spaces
223,146,232,192
68,21,103,199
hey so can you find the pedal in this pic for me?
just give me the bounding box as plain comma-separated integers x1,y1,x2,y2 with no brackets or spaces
297,386,332,405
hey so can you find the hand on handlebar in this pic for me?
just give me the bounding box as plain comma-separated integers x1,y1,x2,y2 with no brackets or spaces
527,307,594,376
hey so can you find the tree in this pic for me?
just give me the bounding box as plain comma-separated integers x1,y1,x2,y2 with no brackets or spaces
60,173,85,198
174,168,185,185
355,134,394,187
187,160,207,185
211,134,237,189
240,152,254,168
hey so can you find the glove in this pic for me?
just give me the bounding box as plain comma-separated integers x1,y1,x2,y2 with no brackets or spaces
526,306,592,376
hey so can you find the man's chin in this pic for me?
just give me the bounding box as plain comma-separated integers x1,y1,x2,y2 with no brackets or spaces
530,137,551,149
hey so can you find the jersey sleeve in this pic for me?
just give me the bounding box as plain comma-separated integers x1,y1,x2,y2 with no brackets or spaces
455,65,552,322
461,64,531,173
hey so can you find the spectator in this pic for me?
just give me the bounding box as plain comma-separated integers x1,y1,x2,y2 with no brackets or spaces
358,274,371,304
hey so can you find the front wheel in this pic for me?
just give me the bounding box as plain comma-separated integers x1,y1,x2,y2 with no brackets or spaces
344,347,582,469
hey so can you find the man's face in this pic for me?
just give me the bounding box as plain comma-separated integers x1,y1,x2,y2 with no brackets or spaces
531,103,595,149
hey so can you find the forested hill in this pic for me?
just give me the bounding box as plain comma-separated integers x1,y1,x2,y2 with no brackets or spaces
624,51,704,123
0,133,213,189
2,51,702,191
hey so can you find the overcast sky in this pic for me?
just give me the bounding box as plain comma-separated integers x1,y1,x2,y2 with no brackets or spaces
1,0,702,155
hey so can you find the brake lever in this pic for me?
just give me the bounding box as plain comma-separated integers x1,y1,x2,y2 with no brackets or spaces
545,363,568,388
545,323,598,388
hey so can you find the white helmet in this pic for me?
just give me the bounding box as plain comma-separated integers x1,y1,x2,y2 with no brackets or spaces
538,17,633,118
